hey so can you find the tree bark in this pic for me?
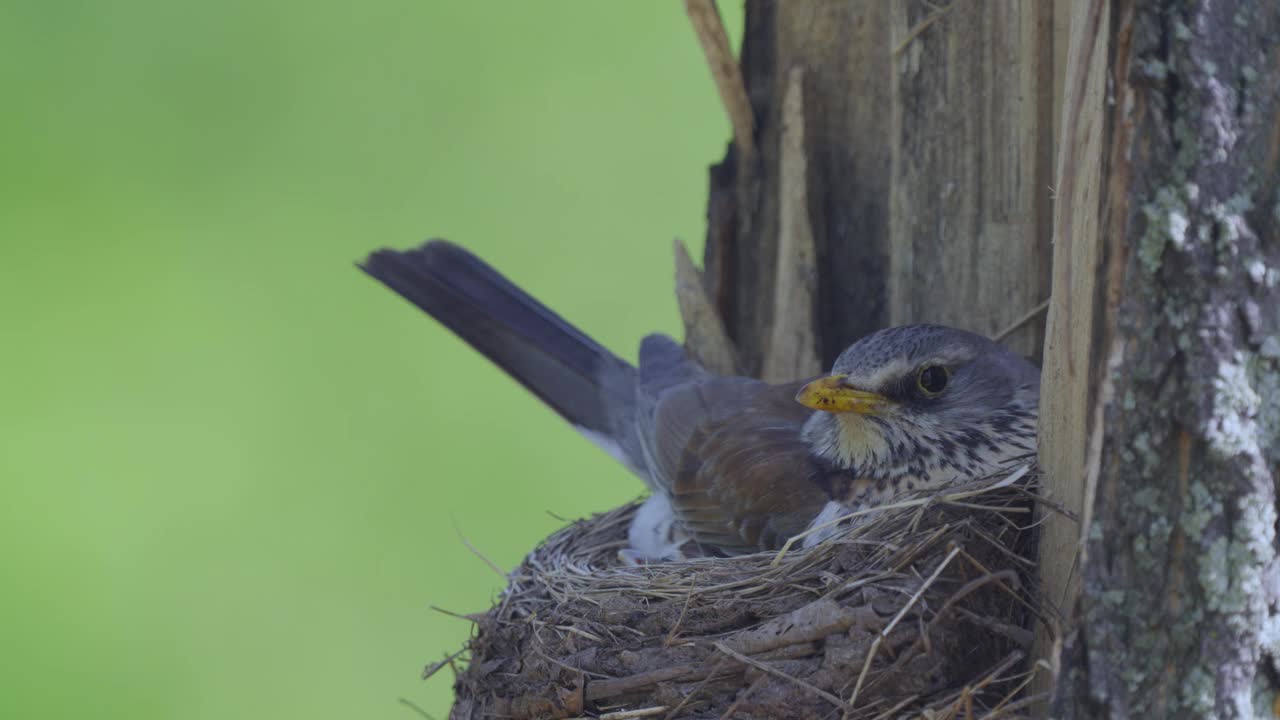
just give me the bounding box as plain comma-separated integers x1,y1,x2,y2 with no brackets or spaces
691,1,1280,717
697,0,1057,377
1044,1,1280,717
887,2,1056,363
699,1,895,377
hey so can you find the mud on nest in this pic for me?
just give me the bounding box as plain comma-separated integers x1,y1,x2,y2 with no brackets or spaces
438,463,1062,719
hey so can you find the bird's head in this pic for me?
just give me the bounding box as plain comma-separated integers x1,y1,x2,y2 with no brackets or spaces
797,325,1039,489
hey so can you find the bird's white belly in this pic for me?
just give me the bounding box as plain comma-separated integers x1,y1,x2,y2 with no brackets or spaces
621,493,689,564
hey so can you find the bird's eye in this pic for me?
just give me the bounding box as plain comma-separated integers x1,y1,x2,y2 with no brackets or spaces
916,365,950,395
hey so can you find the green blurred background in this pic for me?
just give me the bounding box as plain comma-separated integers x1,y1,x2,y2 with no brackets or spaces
0,2,742,717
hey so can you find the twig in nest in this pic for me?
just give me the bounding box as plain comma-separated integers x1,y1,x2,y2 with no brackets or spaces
927,570,1021,637
848,546,961,709
993,299,1051,342
955,607,1035,648
397,697,437,720
946,501,1030,513
453,522,508,579
888,525,950,574
663,657,729,719
428,605,481,624
930,650,1025,711
987,691,1052,717
684,0,755,157
725,599,876,655
421,647,466,681
983,664,1046,717
586,665,701,702
598,705,669,719
953,546,1052,628
534,647,604,681
712,641,846,709
664,580,698,647
774,465,1033,564
556,624,604,643
718,675,766,720
869,694,921,720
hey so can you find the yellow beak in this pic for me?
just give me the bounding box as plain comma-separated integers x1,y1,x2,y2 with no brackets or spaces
794,374,888,414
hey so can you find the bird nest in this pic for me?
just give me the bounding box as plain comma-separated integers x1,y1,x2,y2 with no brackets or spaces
440,464,1058,719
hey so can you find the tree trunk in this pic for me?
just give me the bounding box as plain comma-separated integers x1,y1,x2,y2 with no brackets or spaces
689,1,1280,717
1043,1,1280,717
694,1,1058,379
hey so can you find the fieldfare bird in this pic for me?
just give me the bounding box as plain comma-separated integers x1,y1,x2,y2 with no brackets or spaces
361,241,1039,560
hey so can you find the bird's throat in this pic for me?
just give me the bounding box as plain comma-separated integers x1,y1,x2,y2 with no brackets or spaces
832,414,892,468
804,412,891,472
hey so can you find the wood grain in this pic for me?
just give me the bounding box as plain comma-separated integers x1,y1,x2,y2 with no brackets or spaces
1033,0,1109,704
762,67,822,383
887,1,1056,362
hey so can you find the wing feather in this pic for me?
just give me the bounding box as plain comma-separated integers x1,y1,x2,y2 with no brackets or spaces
645,377,829,553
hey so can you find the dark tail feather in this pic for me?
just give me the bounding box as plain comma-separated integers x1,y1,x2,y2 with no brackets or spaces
360,240,639,459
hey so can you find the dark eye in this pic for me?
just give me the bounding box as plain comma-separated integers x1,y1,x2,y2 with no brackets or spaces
916,365,950,395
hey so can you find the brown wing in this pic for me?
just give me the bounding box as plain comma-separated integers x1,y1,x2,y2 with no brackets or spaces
645,377,830,554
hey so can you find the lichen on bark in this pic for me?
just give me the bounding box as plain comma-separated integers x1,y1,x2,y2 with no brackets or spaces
1055,1,1280,718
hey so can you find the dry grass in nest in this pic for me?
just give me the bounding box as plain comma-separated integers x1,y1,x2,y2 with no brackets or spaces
437,462,1061,719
